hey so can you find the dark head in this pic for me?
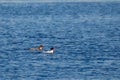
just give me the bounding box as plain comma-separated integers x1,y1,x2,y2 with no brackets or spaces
50,48,54,50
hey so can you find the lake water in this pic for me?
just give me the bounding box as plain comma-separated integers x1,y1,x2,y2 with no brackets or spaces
0,2,120,80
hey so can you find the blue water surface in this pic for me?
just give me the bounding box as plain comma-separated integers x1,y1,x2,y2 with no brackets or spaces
0,2,120,80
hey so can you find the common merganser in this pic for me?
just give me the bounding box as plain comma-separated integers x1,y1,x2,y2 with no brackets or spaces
29,45,43,50
44,48,54,54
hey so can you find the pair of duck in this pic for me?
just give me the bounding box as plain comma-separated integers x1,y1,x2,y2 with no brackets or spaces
29,45,54,54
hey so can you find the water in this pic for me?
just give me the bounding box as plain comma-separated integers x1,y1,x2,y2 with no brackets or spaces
0,2,120,80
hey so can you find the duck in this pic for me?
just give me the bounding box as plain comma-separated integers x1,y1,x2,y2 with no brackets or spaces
43,48,54,54
29,45,43,50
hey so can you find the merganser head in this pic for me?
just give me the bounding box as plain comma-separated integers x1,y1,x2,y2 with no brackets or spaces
50,48,54,50
38,45,43,50
50,47,54,53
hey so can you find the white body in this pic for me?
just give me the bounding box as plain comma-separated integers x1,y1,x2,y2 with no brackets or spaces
43,50,54,54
